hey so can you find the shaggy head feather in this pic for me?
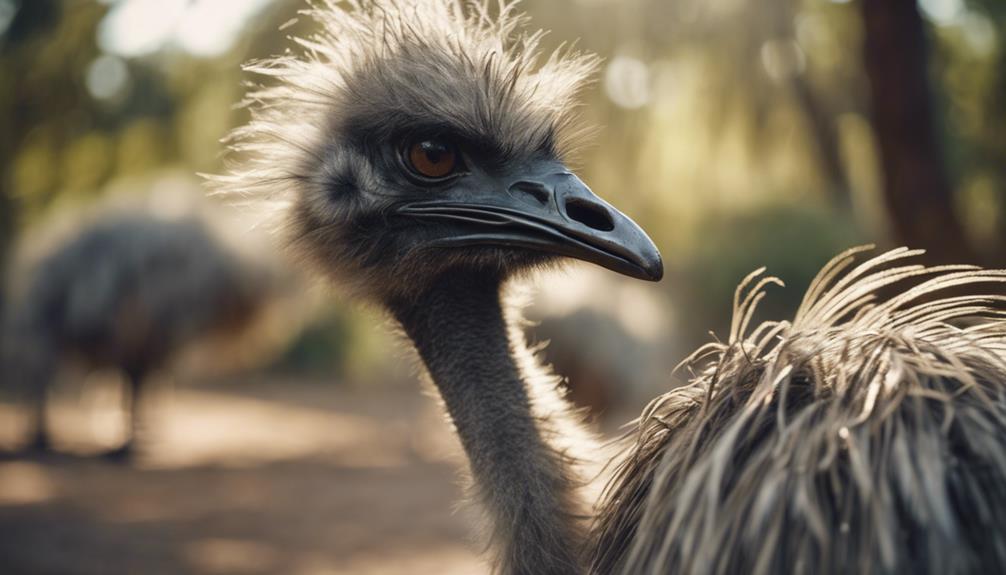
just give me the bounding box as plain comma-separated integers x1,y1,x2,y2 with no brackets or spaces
210,0,599,302
592,246,1006,574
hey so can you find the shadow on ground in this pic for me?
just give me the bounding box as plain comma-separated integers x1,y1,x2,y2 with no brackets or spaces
0,378,484,575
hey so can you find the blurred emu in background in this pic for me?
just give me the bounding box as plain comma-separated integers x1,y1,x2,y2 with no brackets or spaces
0,200,279,460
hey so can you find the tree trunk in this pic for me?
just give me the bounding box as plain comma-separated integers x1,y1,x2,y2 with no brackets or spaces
789,74,852,211
0,188,10,326
859,0,978,264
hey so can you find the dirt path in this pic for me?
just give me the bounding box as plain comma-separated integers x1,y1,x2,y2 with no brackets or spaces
0,378,485,574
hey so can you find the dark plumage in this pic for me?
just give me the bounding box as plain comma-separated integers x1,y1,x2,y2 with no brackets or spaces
213,0,602,303
217,1,1006,573
593,247,1006,574
2,209,272,458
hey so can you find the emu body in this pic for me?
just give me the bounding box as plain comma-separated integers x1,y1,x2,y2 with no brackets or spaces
2,211,269,458
217,1,1006,573
593,248,1006,573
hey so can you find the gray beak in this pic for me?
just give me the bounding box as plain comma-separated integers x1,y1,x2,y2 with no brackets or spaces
396,163,664,282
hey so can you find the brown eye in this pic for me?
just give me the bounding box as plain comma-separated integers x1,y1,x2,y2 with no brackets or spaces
406,139,458,180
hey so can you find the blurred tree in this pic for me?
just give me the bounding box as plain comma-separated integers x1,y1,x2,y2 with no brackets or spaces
1,0,104,223
860,0,978,264
643,0,857,209
0,0,67,318
0,0,180,236
934,0,1006,262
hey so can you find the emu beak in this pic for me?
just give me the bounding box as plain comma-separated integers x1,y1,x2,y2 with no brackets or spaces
396,164,664,281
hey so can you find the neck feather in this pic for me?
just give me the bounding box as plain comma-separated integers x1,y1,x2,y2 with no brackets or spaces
391,271,593,575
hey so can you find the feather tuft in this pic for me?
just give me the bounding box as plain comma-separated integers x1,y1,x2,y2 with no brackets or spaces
592,247,1006,574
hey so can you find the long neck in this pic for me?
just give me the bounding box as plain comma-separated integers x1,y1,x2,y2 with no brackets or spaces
391,271,591,575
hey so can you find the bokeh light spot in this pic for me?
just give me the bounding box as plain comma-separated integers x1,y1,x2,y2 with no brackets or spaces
960,12,997,56
760,39,806,81
98,0,187,57
919,0,965,25
98,0,273,58
0,0,17,38
86,54,130,102
605,56,651,110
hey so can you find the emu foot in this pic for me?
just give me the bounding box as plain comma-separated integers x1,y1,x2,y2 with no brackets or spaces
1,432,58,461
102,443,136,463
26,431,54,454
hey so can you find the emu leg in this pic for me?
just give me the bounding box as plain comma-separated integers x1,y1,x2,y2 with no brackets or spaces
104,368,146,462
27,389,52,453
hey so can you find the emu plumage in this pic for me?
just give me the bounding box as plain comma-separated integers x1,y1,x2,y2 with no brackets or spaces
216,1,1006,573
594,246,1006,573
2,210,271,457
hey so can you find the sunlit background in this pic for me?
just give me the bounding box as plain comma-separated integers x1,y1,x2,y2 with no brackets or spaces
1,0,1004,572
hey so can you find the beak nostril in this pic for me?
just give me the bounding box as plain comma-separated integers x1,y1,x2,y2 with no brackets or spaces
509,181,551,206
564,199,615,232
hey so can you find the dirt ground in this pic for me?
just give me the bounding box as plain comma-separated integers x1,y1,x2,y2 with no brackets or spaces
0,377,488,575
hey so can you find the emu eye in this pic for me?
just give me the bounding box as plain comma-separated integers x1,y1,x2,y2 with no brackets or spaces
405,138,459,180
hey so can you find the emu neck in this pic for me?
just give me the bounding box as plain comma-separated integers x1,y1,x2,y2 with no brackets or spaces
391,271,587,574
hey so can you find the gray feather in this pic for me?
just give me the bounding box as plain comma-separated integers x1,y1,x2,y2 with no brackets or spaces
3,210,271,393
592,246,1006,575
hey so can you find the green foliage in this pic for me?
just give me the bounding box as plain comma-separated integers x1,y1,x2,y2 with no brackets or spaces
270,304,397,384
672,202,864,347
273,306,357,377
931,3,1006,255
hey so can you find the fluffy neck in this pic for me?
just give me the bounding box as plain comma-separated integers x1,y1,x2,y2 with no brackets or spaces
390,271,591,575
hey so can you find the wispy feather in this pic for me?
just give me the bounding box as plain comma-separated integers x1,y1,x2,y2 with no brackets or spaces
208,0,599,230
593,247,1006,575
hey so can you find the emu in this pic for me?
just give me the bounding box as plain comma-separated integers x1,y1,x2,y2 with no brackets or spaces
2,209,271,459
215,1,1006,573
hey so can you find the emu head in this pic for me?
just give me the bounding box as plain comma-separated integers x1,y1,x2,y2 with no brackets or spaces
216,0,662,303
